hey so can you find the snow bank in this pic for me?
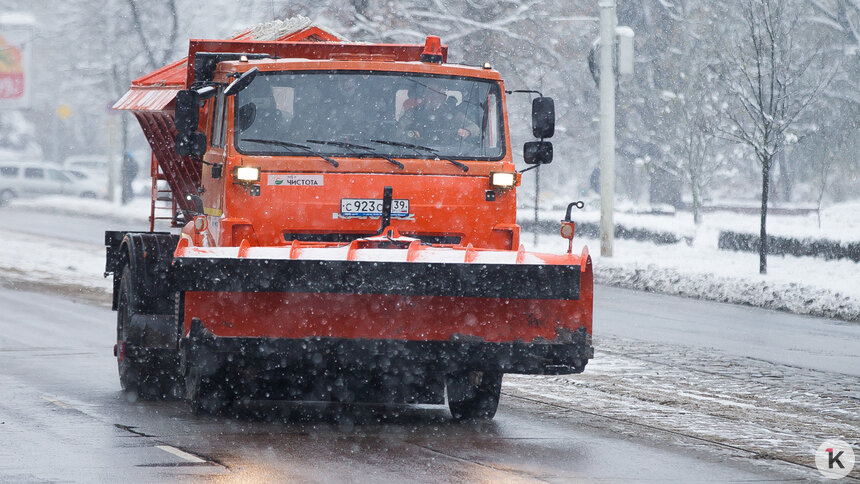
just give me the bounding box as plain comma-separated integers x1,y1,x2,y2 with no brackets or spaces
531,233,860,322
0,228,112,304
522,201,860,321
594,263,860,321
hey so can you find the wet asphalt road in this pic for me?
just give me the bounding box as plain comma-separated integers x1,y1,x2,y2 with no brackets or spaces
0,207,147,245
0,287,815,483
596,286,860,377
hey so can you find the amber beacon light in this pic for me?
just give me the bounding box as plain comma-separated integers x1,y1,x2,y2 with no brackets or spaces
420,35,443,63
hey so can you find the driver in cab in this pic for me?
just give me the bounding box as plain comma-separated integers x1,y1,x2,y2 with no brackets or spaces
398,81,479,144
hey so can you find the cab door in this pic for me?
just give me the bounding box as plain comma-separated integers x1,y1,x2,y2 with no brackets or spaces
202,88,227,220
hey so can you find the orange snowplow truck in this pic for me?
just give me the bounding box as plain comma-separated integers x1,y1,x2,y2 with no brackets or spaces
105,23,592,419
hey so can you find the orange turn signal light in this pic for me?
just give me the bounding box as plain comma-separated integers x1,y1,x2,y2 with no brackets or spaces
560,221,575,239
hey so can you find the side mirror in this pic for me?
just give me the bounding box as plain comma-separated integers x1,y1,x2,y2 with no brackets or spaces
195,85,217,100
224,67,259,97
237,103,257,132
175,90,200,134
532,96,555,139
524,141,553,165
175,132,207,157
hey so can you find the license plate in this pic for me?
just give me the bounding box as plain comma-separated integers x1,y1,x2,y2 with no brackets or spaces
341,198,409,217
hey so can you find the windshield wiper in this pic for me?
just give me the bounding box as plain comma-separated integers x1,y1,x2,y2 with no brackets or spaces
307,139,404,170
369,139,468,172
243,138,339,167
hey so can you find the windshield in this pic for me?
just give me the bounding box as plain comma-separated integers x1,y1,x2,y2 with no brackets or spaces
234,71,504,160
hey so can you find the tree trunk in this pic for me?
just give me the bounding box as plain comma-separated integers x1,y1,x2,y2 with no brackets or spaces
759,157,771,274
691,178,703,225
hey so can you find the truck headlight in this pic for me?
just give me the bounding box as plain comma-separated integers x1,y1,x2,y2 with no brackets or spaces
490,172,516,188
234,166,260,182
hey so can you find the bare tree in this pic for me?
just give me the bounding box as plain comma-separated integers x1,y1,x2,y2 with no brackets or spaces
125,0,179,71
634,1,728,224
804,0,860,202
677,86,722,225
715,0,829,274
813,152,833,228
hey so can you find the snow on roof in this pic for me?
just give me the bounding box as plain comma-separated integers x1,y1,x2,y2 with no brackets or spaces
233,15,347,42
120,16,346,96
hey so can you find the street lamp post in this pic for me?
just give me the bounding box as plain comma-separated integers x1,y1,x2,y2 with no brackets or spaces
550,6,630,257
598,0,616,257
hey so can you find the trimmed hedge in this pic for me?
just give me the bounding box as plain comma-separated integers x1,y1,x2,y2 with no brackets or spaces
520,219,691,246
718,231,860,262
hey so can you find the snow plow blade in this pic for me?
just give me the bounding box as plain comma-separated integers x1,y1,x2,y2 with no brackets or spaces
172,237,593,376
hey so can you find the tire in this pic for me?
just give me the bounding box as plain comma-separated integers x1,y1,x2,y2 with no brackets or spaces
117,266,138,392
117,265,179,400
446,371,503,420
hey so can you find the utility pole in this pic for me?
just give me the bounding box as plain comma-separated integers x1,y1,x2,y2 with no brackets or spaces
598,0,616,257
107,115,118,203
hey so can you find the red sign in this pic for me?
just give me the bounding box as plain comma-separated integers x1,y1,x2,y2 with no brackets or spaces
0,35,24,99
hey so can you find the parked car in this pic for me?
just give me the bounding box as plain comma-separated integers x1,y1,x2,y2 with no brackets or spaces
63,155,109,174
61,169,108,199
0,161,106,205
63,155,110,188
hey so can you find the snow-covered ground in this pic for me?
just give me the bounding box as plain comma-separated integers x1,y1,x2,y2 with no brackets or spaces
1,195,858,321
524,199,860,243
525,201,860,322
0,197,151,304
503,332,860,479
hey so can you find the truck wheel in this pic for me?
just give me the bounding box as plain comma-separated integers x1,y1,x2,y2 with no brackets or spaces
117,266,139,392
446,371,503,420
117,265,177,400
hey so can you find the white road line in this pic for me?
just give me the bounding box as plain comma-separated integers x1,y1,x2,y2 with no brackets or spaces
155,445,207,463
41,396,72,408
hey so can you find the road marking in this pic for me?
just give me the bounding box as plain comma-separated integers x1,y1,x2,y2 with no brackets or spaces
155,445,207,463
41,396,72,408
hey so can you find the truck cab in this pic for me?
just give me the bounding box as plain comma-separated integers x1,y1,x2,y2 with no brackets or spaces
187,56,521,251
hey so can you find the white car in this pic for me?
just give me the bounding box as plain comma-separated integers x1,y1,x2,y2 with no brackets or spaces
63,155,110,188
63,155,109,175
62,169,109,199
0,162,106,204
